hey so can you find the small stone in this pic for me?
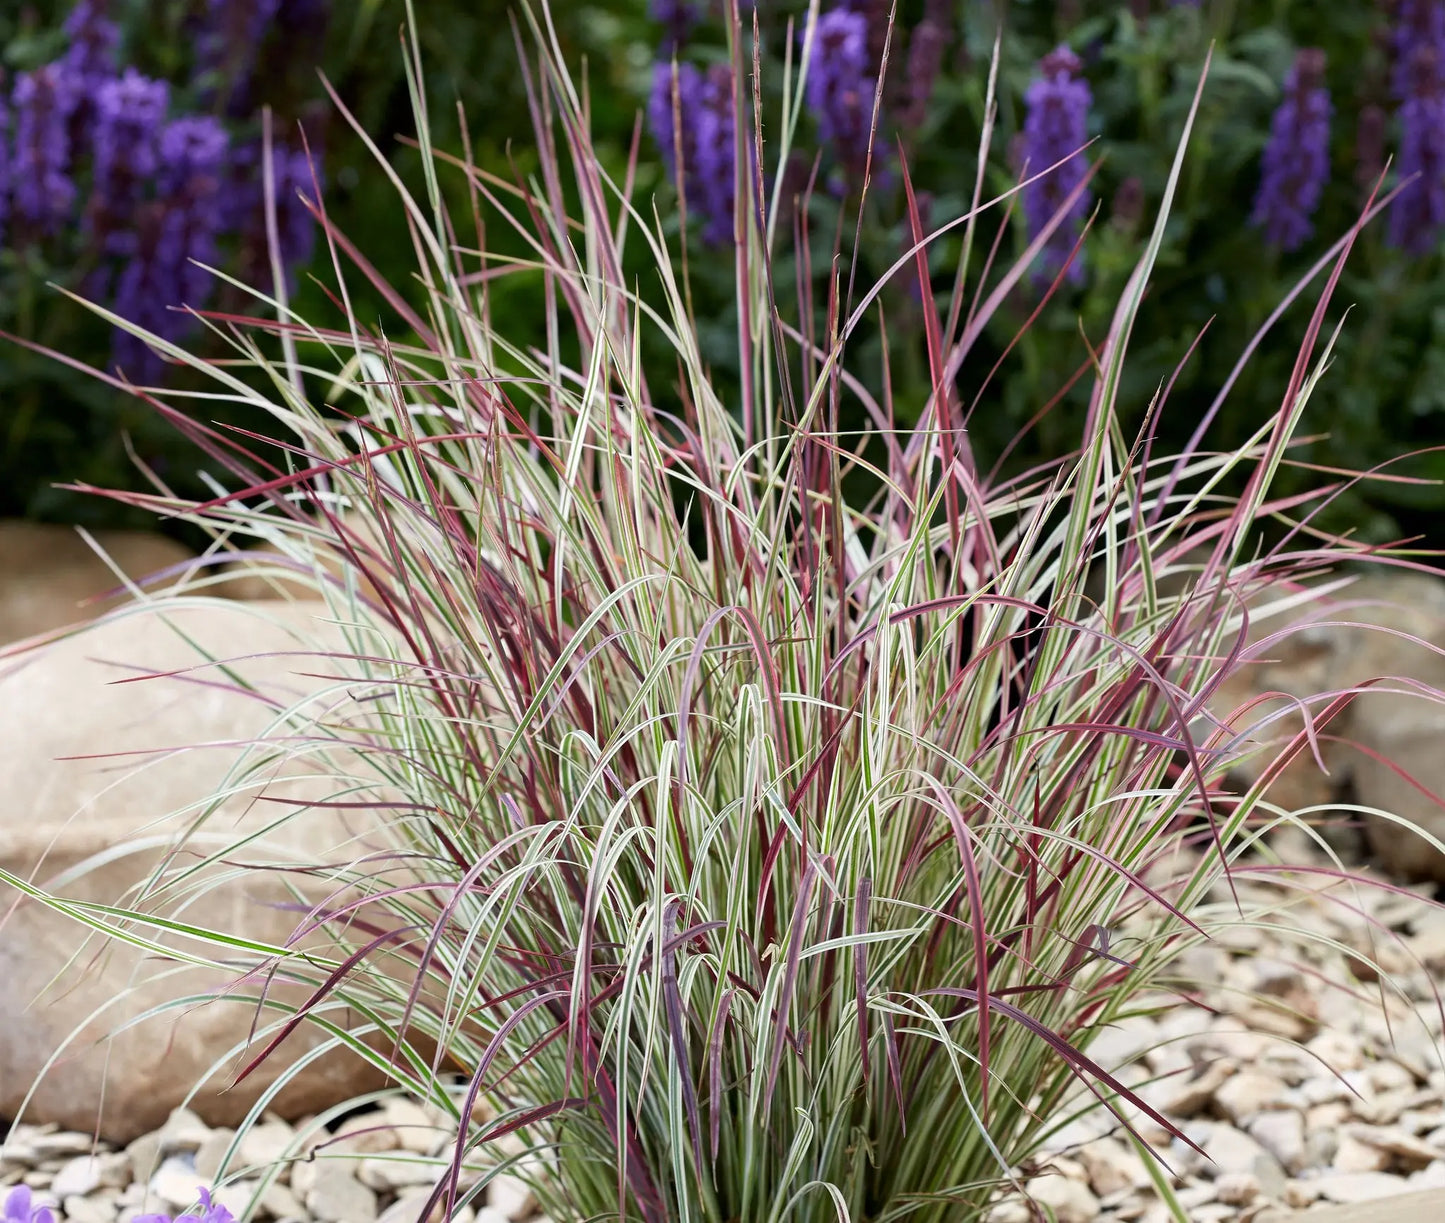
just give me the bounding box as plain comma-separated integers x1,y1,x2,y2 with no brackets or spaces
1411,1160,1445,1187
50,1155,107,1198
1201,1123,1267,1175
63,1196,112,1223
1282,1179,1321,1208
985,1203,1031,1223
1355,1087,1415,1125
1077,1139,1150,1197
125,1132,162,1184
304,1165,378,1223
1214,1172,1259,1207
334,1115,400,1156
238,1119,298,1170
1349,1125,1441,1170
487,1172,537,1219
1314,1170,1411,1203
1214,1072,1287,1124
160,1109,213,1154
1304,1126,1340,1169
381,1099,445,1156
262,1180,305,1219
150,1154,204,1210
1247,1110,1306,1172
291,1154,358,1201
1160,1060,1236,1119
194,1130,237,1182
358,1154,440,1191
1025,1175,1101,1223
1332,1133,1392,1173
211,1180,259,1218
28,1133,95,1161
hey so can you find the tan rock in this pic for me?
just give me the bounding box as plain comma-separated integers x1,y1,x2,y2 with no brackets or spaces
0,522,200,646
304,1164,378,1223
1024,1175,1101,1223
0,601,393,1141
1214,1071,1288,1123
1334,1132,1394,1173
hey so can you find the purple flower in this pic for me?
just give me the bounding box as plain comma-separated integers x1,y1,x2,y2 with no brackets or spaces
111,116,230,381
90,69,170,245
132,1188,235,1223
804,6,877,176
62,0,122,93
651,0,698,52
650,59,702,182
1356,103,1387,200
1020,45,1092,284
1391,1,1445,99
1388,44,1445,254
0,96,10,247
10,65,80,233
1251,48,1331,252
649,60,735,244
199,0,281,107
3,1187,55,1223
895,5,951,134
229,139,325,288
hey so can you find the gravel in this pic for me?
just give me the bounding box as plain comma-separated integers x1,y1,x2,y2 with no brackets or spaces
4,849,1444,1221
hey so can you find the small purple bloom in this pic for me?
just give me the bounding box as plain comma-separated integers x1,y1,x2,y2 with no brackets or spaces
3,1186,55,1223
1356,103,1387,201
1389,44,1445,254
1391,1,1445,99
804,6,877,176
648,59,736,244
651,0,698,52
1020,45,1092,284
895,5,950,133
63,0,122,93
111,116,231,380
1251,48,1331,252
11,64,80,232
0,96,10,246
649,59,703,183
229,139,325,288
90,69,170,244
131,1188,235,1223
692,65,736,245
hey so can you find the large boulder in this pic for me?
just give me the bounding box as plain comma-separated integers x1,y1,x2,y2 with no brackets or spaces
1202,569,1445,880
0,521,200,645
0,598,396,1141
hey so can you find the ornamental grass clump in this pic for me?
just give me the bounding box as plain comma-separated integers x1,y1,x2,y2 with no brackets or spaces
5,5,1429,1223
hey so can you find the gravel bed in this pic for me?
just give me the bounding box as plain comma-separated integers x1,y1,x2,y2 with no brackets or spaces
5,853,1444,1222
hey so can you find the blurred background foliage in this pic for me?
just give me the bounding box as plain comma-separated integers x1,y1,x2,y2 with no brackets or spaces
1,0,1440,545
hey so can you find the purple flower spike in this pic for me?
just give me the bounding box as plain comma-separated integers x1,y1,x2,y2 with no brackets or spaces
63,0,122,92
0,95,10,247
11,65,80,233
804,7,877,176
1389,43,1445,254
229,140,325,289
649,59,704,183
896,3,951,134
111,116,230,381
692,65,736,245
91,69,170,245
1251,48,1331,252
648,60,736,245
651,0,698,52
1020,45,1093,284
3,1186,56,1223
1391,1,1445,98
